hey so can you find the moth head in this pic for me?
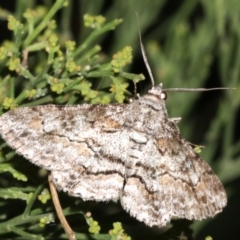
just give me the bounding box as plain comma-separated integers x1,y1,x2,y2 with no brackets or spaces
148,83,167,101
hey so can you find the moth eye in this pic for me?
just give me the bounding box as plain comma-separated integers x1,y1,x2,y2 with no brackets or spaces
160,91,167,101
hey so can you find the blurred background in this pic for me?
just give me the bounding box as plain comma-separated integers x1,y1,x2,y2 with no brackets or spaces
0,0,239,239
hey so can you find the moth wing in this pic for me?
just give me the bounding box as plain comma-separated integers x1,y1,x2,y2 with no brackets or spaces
121,124,227,226
0,104,129,201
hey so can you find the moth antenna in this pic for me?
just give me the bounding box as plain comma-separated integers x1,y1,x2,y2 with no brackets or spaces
163,87,236,92
135,13,235,93
136,12,155,87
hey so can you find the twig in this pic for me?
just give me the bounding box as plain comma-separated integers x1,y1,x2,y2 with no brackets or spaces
48,173,76,240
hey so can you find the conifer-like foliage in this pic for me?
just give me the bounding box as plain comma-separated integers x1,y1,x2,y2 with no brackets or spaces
0,1,239,239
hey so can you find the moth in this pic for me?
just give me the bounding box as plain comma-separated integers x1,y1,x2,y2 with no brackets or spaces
0,15,228,231
0,82,227,227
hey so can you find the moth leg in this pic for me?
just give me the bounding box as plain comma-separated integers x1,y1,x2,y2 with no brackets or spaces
48,173,76,240
169,117,182,124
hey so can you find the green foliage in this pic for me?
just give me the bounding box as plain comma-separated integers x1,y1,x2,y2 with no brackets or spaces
0,163,27,181
0,1,141,113
85,213,101,234
109,222,131,240
0,0,239,240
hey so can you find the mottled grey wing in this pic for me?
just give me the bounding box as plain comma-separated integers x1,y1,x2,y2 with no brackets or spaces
117,94,227,227
120,112,227,227
0,104,128,201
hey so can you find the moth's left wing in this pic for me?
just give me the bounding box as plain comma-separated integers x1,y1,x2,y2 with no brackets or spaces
0,104,129,201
